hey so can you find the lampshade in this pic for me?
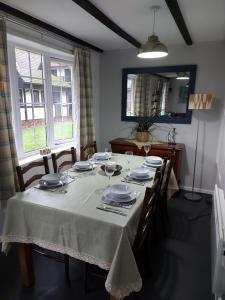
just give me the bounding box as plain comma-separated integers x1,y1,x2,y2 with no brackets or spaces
137,34,168,59
188,94,213,110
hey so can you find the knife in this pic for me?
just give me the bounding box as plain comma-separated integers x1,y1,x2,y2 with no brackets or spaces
121,179,145,186
96,205,127,216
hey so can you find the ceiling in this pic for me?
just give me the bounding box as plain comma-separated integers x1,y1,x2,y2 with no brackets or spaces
1,0,225,51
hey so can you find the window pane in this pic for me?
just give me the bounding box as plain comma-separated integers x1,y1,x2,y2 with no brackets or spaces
15,48,30,77
53,103,73,141
22,127,47,153
51,59,73,143
15,47,46,154
30,52,43,79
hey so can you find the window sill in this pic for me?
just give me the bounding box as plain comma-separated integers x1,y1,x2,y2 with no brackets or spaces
19,144,76,166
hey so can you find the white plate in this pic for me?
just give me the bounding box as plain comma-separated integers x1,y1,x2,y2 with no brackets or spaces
94,152,111,160
40,174,60,186
128,171,153,180
73,165,93,171
130,167,150,178
109,184,132,198
103,190,137,203
143,161,163,168
145,156,163,165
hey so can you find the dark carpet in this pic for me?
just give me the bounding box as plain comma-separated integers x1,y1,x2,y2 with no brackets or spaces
0,190,213,300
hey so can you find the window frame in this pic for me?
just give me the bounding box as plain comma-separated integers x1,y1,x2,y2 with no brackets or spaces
8,41,75,159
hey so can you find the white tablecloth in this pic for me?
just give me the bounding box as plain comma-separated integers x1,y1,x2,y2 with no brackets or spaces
1,154,178,299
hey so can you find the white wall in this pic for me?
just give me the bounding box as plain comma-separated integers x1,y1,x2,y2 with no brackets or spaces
99,41,225,193
216,97,225,193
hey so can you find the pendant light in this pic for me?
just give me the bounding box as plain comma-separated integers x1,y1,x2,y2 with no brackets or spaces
137,6,168,59
176,72,190,80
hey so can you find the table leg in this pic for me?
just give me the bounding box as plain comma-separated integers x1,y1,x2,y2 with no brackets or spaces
17,243,34,287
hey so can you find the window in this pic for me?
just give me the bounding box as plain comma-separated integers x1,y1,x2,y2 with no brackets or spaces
9,45,74,158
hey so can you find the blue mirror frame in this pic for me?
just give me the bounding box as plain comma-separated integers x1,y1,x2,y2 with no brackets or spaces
121,64,197,124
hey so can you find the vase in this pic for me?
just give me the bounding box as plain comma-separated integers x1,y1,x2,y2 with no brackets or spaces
136,132,149,142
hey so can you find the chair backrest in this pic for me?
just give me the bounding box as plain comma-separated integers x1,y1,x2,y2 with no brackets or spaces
51,147,77,173
158,157,168,190
133,176,160,257
16,156,50,192
80,141,97,161
160,149,176,200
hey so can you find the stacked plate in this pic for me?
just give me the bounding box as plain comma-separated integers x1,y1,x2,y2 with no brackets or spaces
128,167,153,181
39,174,61,188
73,161,93,171
93,152,111,160
143,156,163,168
103,184,137,205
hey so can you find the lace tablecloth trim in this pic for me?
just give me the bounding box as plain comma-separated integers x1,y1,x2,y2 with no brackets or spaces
1,235,111,270
105,278,142,299
125,139,163,149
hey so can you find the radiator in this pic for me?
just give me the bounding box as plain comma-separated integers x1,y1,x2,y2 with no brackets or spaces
212,185,225,299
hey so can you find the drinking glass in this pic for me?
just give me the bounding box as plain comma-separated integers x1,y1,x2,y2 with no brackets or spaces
88,153,95,175
105,162,116,187
57,166,68,193
125,151,133,170
144,144,151,157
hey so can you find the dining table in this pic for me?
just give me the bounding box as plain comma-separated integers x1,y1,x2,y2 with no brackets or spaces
1,153,178,300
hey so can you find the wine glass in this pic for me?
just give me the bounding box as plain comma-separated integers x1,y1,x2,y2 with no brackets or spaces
144,144,151,157
125,151,133,170
88,153,95,175
105,162,116,188
57,166,68,193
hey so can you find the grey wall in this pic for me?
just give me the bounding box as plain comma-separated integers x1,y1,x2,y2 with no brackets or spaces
99,41,225,193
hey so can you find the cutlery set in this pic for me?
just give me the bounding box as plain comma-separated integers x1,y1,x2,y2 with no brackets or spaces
96,205,128,216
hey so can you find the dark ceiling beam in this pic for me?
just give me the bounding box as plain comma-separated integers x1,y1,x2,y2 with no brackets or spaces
72,0,141,48
165,0,193,45
0,2,103,53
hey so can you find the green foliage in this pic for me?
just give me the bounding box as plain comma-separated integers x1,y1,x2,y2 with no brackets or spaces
131,119,154,135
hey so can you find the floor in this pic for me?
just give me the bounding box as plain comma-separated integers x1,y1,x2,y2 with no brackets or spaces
0,190,213,300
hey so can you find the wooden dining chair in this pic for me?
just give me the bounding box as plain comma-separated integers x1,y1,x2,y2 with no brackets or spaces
51,147,77,173
16,156,50,192
16,157,70,283
80,141,97,161
132,176,161,276
158,149,176,235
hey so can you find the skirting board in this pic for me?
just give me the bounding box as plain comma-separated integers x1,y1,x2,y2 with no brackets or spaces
180,185,213,195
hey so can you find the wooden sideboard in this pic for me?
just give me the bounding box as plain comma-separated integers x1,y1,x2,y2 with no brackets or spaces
109,138,184,183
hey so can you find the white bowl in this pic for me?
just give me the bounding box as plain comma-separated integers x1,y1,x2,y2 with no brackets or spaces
74,161,90,169
109,184,132,198
40,174,60,186
94,152,111,160
130,167,150,178
145,156,163,165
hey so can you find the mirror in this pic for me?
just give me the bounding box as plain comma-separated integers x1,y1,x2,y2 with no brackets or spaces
121,65,197,124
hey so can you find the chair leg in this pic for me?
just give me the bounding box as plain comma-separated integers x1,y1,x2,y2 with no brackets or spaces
64,254,70,285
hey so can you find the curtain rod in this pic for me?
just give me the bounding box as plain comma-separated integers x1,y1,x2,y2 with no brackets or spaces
0,5,103,53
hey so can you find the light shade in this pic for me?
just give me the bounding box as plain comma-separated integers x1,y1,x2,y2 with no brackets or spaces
176,72,190,80
188,94,213,110
137,35,168,59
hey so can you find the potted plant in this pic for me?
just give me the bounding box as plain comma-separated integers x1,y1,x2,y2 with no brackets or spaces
132,119,154,142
